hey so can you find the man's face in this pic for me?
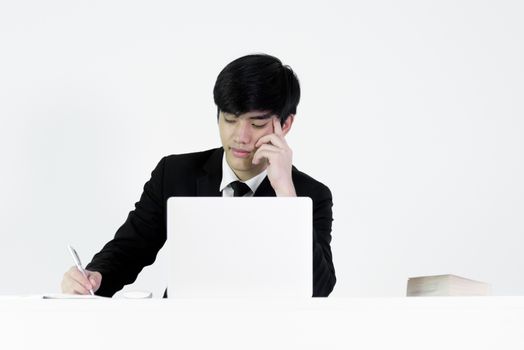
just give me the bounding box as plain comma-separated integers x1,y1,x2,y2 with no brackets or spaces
218,110,278,181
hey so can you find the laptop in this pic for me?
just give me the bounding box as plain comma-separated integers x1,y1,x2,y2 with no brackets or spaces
166,197,312,297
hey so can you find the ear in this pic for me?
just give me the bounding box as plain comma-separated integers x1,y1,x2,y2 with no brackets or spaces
281,114,295,136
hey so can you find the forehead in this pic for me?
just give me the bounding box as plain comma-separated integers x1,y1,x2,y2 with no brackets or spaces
223,110,276,120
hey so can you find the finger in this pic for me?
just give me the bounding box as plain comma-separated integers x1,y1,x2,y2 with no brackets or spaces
62,273,91,295
68,267,93,290
252,148,265,165
252,149,278,165
70,268,92,290
88,276,99,289
273,117,283,136
69,279,91,295
86,271,102,291
256,143,281,154
255,133,286,149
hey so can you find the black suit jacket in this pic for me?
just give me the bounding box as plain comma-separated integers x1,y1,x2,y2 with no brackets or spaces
86,147,336,297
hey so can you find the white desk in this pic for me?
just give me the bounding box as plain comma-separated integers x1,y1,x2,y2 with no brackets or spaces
1,297,524,349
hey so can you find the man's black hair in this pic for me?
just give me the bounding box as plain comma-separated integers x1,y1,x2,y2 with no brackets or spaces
213,53,300,124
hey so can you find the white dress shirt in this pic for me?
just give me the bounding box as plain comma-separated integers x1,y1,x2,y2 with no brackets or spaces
219,154,268,197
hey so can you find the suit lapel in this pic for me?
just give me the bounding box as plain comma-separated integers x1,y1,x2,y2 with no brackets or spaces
254,177,276,197
196,148,223,197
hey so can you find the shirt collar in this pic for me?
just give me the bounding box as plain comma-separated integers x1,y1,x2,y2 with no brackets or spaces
219,153,267,194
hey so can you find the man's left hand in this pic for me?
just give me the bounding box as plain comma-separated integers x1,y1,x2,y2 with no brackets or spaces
252,118,296,197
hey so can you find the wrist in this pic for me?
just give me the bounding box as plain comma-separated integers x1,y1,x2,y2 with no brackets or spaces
274,182,297,197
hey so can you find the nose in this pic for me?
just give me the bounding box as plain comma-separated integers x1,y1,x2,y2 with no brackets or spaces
233,119,251,144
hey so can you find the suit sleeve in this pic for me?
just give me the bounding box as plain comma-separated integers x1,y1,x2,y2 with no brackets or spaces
312,185,336,297
86,157,167,297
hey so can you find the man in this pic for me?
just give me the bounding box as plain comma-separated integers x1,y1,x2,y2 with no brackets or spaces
61,53,336,297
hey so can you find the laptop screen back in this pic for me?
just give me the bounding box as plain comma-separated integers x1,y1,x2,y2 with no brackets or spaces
167,197,312,297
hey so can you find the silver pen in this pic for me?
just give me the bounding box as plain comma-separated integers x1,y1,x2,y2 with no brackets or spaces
68,245,95,295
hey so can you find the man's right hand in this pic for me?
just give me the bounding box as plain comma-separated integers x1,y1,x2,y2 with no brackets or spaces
61,266,102,295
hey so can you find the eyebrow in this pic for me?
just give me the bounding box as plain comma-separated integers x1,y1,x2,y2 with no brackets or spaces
248,113,273,120
225,112,274,120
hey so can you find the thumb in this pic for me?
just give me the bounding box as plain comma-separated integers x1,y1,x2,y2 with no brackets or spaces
87,271,102,289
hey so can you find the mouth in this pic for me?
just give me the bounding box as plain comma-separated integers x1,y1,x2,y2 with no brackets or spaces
230,147,252,158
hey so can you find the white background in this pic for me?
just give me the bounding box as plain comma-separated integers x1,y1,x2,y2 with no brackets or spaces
0,0,522,297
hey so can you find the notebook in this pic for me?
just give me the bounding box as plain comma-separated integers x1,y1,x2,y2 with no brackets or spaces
166,197,312,297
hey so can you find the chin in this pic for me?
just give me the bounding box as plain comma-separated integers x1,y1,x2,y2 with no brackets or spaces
227,154,251,169
232,160,253,172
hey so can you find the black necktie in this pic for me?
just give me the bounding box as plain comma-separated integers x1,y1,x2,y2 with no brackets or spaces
230,181,251,197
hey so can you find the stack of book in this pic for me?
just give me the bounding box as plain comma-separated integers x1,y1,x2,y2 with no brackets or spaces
406,274,491,296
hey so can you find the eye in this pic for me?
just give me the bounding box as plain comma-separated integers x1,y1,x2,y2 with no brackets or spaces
224,118,236,124
252,123,268,129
